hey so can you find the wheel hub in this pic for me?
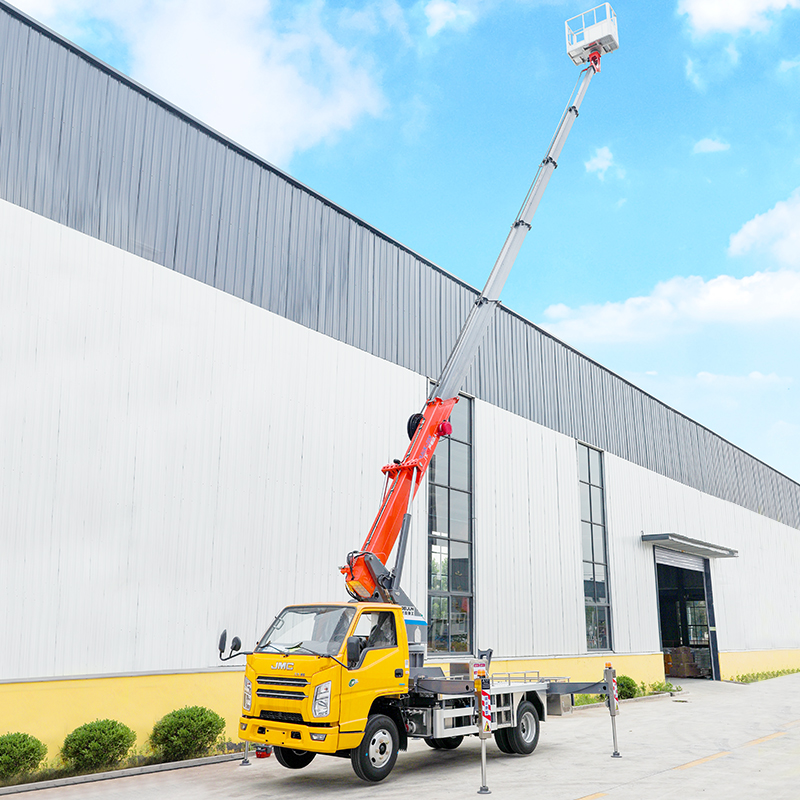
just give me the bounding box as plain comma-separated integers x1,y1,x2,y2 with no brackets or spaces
368,729,393,767
520,711,535,743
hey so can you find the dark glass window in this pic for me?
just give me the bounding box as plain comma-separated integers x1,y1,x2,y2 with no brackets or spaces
428,395,473,654
579,443,612,650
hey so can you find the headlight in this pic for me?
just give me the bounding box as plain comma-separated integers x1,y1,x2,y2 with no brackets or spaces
312,680,331,718
243,676,252,711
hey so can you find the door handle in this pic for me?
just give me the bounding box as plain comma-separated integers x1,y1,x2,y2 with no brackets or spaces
395,668,403,677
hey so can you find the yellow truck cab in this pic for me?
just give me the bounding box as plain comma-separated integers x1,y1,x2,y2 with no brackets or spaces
233,600,554,783
239,602,410,781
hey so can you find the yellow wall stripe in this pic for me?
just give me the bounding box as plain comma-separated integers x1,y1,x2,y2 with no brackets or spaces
3,648,797,759
0,672,245,757
718,649,800,680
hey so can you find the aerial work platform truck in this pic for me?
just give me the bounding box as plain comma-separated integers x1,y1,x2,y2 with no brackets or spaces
220,4,620,783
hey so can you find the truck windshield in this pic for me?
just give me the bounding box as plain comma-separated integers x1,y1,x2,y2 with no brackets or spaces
255,606,356,655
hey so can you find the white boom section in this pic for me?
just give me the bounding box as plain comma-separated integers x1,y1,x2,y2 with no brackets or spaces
432,63,597,402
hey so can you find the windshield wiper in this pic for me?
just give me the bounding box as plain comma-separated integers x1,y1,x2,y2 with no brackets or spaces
255,640,284,654
287,642,325,656
284,643,349,669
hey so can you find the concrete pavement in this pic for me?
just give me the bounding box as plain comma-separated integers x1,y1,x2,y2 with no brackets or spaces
8,673,800,799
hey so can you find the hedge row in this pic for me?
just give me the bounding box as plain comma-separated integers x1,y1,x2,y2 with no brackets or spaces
0,706,225,783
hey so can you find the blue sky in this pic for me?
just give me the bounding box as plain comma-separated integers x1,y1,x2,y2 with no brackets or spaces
14,0,800,481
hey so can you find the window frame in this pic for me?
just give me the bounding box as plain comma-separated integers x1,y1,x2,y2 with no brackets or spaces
427,394,474,656
578,442,612,651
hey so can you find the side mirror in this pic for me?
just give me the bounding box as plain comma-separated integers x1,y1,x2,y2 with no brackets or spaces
347,636,362,669
218,630,250,661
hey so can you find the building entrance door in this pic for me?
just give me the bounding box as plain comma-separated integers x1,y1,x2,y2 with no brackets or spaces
654,548,720,680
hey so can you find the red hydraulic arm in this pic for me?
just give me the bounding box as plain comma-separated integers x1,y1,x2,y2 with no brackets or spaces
342,396,457,600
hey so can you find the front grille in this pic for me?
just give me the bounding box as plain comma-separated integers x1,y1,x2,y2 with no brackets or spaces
256,688,306,700
260,710,303,724
257,675,309,688
257,710,331,729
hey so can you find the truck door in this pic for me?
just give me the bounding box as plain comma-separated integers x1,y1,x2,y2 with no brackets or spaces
339,610,406,733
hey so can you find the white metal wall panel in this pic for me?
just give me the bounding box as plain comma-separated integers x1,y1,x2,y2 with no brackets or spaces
605,453,800,654
0,198,429,680
473,400,585,659
3,193,799,679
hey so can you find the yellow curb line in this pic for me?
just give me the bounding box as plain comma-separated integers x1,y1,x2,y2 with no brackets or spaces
673,751,730,770
743,732,787,746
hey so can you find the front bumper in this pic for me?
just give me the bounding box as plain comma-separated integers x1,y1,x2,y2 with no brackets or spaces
239,716,363,753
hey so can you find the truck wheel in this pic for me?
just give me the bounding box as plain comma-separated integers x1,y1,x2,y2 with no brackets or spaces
351,714,399,782
273,747,316,769
434,736,463,750
494,728,514,754
507,701,540,755
424,735,463,750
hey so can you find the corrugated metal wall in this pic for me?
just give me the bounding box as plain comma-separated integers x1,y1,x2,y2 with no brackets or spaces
1,0,799,531
0,198,430,679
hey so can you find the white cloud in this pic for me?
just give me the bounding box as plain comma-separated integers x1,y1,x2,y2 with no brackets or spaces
696,370,790,388
541,270,800,344
728,188,800,267
340,1,412,45
13,0,386,168
693,137,730,153
678,0,800,35
424,0,476,36
584,146,625,181
778,57,800,71
685,57,704,89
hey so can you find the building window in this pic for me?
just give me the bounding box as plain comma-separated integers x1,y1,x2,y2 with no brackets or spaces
579,443,611,650
428,396,473,654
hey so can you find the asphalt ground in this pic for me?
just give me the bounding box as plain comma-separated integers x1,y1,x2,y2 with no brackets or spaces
9,674,800,800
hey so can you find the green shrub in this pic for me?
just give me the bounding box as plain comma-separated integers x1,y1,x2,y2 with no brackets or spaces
149,706,226,762
647,680,680,694
616,674,638,700
0,732,48,781
734,667,800,684
61,720,136,773
574,693,604,706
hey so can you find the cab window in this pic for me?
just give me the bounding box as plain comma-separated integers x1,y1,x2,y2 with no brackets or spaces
354,611,397,650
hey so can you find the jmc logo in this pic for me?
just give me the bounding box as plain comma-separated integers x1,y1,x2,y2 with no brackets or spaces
272,662,294,671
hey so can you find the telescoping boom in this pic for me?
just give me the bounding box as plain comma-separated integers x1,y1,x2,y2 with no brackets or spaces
222,7,621,785
342,9,619,641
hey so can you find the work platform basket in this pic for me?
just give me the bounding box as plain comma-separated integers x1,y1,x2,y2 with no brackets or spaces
565,4,619,65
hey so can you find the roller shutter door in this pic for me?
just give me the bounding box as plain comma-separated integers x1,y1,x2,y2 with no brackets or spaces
654,546,705,572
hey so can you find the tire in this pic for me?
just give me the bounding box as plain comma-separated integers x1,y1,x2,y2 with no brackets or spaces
507,701,540,755
274,747,316,769
434,736,463,750
423,737,441,749
494,727,514,754
351,714,399,782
